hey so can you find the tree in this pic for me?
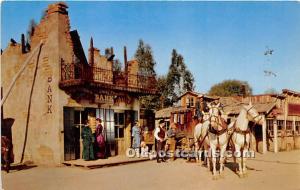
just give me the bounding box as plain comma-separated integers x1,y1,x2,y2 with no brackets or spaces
264,88,278,94
165,49,195,106
26,19,37,43
140,76,168,110
113,59,122,73
134,39,156,76
208,80,252,97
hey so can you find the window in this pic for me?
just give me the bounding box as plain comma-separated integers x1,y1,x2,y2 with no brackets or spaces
277,120,284,136
114,112,125,138
286,121,293,135
267,119,274,137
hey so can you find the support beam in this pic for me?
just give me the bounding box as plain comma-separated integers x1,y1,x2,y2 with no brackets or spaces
262,115,267,154
273,119,278,153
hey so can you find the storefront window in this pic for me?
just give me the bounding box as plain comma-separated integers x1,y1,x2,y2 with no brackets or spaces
114,112,125,138
286,121,293,135
267,119,274,137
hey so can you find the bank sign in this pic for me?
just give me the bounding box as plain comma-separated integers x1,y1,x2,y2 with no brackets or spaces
94,94,133,105
95,94,114,104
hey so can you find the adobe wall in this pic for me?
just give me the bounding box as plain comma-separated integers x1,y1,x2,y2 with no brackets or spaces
1,2,75,165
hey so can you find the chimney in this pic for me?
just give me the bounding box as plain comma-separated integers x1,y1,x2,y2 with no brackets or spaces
124,46,128,72
124,46,128,85
88,37,94,66
21,34,26,54
110,47,114,55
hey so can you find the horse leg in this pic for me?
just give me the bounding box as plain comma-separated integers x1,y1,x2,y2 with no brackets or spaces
242,148,248,177
219,144,227,178
206,147,211,171
211,146,218,179
235,145,243,177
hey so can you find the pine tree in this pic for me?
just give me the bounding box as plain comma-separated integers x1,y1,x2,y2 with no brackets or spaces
165,49,195,106
134,39,156,76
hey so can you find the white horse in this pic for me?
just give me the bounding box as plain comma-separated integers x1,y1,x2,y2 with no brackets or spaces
194,111,210,170
207,102,229,179
228,102,264,177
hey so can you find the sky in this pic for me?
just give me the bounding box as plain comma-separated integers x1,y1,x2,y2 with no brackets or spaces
1,1,300,94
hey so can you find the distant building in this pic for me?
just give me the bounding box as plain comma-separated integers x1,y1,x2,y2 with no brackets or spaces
156,90,300,153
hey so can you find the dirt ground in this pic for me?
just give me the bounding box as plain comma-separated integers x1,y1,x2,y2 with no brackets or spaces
2,150,300,190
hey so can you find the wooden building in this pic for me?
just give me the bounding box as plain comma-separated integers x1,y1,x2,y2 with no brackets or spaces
1,2,157,165
156,90,300,153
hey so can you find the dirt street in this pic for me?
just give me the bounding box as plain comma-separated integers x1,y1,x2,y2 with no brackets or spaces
2,150,300,190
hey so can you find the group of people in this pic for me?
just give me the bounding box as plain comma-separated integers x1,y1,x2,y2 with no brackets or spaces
154,120,177,163
81,117,178,163
81,118,106,161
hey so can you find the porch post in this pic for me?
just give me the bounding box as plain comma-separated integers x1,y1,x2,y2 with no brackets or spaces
293,116,296,133
79,111,83,159
262,115,267,154
273,119,278,153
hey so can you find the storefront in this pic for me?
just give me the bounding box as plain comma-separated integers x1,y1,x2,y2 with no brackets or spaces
1,2,157,165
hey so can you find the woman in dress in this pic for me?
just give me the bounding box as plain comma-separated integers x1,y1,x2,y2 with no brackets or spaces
82,120,95,161
132,121,141,152
95,118,106,159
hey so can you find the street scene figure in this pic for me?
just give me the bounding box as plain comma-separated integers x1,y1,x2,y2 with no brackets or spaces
95,118,106,159
81,120,95,161
154,120,167,163
166,123,177,161
132,121,141,152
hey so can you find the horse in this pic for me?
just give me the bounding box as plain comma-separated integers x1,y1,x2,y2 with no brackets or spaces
207,102,229,179
194,111,210,170
1,136,13,173
228,102,264,177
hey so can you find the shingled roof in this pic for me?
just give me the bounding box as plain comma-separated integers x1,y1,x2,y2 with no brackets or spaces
223,102,277,115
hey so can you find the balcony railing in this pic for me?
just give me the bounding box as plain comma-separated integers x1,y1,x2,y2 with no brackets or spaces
60,60,157,93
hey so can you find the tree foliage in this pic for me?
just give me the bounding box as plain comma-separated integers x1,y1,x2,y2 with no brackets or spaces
164,49,195,106
208,80,252,97
139,76,168,110
264,88,279,94
113,59,122,73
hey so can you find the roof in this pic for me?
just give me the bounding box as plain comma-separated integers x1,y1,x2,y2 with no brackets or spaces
282,89,300,97
223,102,276,115
178,91,201,99
155,107,173,119
155,106,191,119
219,96,242,107
178,91,219,101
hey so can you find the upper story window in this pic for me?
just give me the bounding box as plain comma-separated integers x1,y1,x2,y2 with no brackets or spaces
186,96,195,107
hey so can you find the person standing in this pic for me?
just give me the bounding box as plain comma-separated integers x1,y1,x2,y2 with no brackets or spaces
154,120,167,163
132,121,141,153
95,118,106,159
167,124,177,161
81,120,95,161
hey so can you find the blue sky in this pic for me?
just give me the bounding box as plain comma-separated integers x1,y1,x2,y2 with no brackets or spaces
2,1,300,94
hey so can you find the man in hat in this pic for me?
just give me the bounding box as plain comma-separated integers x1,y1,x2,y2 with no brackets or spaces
154,120,167,163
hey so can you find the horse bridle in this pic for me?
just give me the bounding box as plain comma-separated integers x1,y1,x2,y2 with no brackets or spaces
244,105,262,123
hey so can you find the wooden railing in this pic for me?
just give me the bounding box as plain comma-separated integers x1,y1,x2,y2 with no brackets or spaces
60,60,157,92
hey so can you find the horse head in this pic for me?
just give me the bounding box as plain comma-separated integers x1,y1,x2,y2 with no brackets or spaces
208,102,223,130
242,102,264,126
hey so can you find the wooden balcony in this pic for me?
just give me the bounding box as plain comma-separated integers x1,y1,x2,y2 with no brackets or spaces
59,60,157,99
